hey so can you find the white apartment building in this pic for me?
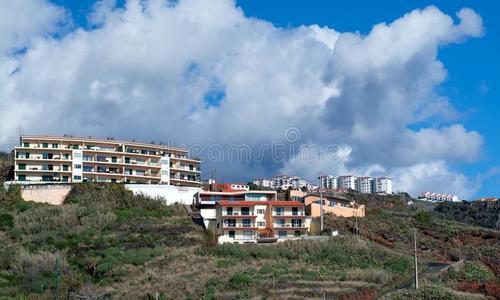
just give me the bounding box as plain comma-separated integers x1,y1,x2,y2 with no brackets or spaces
375,177,392,194
268,175,313,190
339,175,357,190
356,177,374,194
319,175,339,189
13,135,201,186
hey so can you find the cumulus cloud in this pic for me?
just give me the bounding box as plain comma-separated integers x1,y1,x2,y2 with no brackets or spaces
0,0,486,198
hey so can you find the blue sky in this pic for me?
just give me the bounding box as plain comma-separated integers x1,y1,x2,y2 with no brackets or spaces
2,0,498,198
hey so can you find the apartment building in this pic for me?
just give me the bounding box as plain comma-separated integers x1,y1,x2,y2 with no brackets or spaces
215,200,308,244
319,175,339,189
13,135,201,187
194,190,277,229
355,177,374,194
338,175,357,190
375,177,392,194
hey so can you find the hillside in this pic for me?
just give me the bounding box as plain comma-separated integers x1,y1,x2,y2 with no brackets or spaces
321,197,500,299
1,185,498,299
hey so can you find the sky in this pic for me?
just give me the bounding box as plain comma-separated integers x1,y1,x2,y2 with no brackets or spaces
0,0,498,199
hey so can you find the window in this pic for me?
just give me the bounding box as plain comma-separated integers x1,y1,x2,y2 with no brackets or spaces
42,175,53,181
228,231,235,238
62,176,68,182
23,142,29,147
72,145,79,149
125,157,130,164
278,231,287,238
226,207,233,215
62,154,69,160
111,157,117,163
241,207,250,216
18,175,26,181
275,207,284,216
225,219,236,227
243,231,253,239
42,143,48,148
292,219,302,228
74,175,82,180
242,219,252,227
294,231,301,237
292,207,299,216
52,143,58,148
257,222,265,227
96,156,106,162
18,164,26,170
25,153,30,159
74,152,82,158
74,164,82,169
83,166,93,172
276,219,286,227
256,209,265,214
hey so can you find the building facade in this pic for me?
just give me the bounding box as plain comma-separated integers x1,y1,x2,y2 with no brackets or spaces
216,200,308,244
338,175,357,190
375,177,392,194
319,175,339,189
418,192,460,202
304,193,365,218
355,177,374,194
13,135,201,186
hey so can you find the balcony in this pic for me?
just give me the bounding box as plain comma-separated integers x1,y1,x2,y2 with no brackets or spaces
272,211,305,217
223,222,257,229
273,223,307,229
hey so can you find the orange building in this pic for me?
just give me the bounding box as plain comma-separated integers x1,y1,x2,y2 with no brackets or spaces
304,193,365,218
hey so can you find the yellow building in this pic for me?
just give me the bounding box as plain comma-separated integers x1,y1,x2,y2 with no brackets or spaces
13,135,201,186
304,193,365,218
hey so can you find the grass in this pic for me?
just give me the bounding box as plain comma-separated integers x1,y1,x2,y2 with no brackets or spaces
0,184,497,299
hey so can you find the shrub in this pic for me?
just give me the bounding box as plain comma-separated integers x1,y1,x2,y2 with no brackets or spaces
64,183,170,212
229,272,254,288
0,184,23,208
0,213,14,229
415,211,433,225
383,256,412,275
10,249,70,292
463,261,495,282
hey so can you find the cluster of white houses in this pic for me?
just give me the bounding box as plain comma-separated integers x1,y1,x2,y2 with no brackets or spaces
418,192,460,203
319,175,393,194
253,175,317,190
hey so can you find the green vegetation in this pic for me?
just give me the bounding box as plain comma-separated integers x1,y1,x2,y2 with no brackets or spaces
434,201,500,229
1,185,497,299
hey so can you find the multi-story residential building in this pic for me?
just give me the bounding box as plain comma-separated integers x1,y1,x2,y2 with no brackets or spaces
253,175,314,190
211,183,249,192
194,190,277,229
319,175,339,189
418,192,460,203
13,135,201,186
375,177,392,194
215,200,308,244
355,177,374,194
338,175,357,190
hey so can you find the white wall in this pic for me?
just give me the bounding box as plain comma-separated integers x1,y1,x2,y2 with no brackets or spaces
125,184,201,205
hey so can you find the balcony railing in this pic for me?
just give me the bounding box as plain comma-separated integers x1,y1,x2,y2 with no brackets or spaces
222,211,254,216
273,223,306,228
272,211,305,216
223,223,256,228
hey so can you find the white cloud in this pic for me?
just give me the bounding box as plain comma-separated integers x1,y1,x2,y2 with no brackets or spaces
0,0,486,197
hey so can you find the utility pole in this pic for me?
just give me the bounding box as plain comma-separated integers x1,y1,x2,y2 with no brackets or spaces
318,175,324,233
54,250,61,300
412,228,419,290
